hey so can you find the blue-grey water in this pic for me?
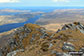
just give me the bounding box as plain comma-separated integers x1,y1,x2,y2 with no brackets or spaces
0,7,84,33
0,14,41,33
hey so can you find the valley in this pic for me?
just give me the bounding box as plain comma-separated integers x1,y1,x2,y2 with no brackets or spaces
36,9,84,32
0,8,84,56
0,9,43,25
0,0,84,56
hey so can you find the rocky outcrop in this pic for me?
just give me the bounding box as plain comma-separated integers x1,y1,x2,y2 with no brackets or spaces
0,22,84,56
7,49,24,56
61,22,84,33
62,42,75,51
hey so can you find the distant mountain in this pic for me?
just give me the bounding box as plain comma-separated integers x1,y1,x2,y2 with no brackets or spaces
0,9,32,25
0,9,31,13
0,14,33,25
0,9,44,25
0,22,84,56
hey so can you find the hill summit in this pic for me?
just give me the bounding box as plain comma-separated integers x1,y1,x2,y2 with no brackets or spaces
0,22,84,56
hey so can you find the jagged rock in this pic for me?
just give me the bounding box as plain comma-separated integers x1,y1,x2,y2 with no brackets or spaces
63,53,71,56
80,48,84,53
51,50,63,56
76,25,84,33
7,49,24,56
61,22,84,33
24,27,31,33
0,23,84,56
51,50,71,56
50,33,55,38
40,33,49,38
39,27,46,34
62,24,70,30
62,24,75,30
62,42,75,51
56,29,61,33
55,52,63,56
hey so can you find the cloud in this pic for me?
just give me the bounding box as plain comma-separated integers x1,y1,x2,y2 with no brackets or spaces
0,0,20,3
52,0,70,2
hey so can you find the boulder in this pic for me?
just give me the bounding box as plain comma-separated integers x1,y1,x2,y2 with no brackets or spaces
80,48,84,53
62,42,75,51
51,50,63,56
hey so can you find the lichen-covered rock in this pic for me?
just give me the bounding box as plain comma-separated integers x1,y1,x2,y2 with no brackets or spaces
62,42,75,51
63,53,71,56
80,48,84,53
7,49,24,56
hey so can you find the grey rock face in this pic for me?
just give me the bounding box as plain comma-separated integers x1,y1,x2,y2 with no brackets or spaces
62,42,75,51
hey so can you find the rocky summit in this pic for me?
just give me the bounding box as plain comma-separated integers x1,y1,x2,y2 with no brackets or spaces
0,22,84,56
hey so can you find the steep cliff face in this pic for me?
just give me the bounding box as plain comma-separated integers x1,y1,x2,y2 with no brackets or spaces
0,22,84,56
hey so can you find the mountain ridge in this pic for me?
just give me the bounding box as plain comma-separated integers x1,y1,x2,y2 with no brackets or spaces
0,22,84,56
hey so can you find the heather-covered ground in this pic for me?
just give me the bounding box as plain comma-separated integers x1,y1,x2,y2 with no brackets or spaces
0,22,84,56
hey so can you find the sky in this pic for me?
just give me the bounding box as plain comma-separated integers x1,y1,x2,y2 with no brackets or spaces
0,0,84,7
